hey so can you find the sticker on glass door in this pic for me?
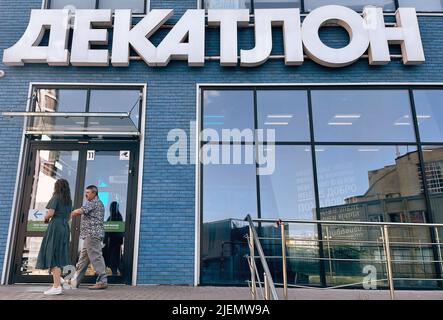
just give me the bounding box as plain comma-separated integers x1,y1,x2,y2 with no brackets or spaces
119,151,130,161
87,150,95,161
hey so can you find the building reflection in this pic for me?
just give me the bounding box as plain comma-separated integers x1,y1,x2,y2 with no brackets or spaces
319,147,443,288
201,147,443,287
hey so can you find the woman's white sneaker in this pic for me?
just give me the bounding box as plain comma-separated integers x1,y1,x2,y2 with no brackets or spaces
44,286,62,295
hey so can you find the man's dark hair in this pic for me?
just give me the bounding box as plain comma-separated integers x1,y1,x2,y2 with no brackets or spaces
86,185,99,196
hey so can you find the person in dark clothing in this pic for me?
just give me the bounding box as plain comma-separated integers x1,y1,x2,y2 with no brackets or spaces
36,179,72,295
103,201,124,275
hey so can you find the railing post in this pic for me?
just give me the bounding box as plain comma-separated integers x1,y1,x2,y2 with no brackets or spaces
249,226,257,300
280,221,288,300
264,273,270,300
383,225,395,300
325,225,333,283
434,226,443,281
245,215,279,300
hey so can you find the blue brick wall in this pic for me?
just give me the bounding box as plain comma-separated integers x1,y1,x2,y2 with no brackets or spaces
0,0,442,284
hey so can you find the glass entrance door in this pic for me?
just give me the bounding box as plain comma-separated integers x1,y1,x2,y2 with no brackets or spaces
15,150,79,281
11,141,138,284
79,150,131,280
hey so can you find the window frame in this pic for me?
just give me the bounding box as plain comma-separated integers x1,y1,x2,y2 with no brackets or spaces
199,0,443,14
44,0,149,15
198,83,443,287
32,84,144,131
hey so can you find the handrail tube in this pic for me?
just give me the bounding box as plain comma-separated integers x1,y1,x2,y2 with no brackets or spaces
245,215,279,300
251,218,443,228
244,215,443,297
383,225,395,300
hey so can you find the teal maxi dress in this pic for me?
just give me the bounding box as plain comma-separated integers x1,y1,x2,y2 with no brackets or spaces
36,195,71,269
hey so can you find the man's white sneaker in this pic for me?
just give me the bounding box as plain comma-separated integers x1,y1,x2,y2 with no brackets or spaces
43,286,62,295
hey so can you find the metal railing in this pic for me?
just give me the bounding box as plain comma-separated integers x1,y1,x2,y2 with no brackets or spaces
245,214,279,300
244,214,443,300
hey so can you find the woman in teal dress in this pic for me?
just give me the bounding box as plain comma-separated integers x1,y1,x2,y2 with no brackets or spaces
36,179,72,295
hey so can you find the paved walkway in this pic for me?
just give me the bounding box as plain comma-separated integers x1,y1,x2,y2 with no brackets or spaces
0,285,442,300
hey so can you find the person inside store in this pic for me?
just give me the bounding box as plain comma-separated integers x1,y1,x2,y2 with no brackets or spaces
103,201,124,276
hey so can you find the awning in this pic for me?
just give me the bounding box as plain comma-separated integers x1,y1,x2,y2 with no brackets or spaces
1,112,140,137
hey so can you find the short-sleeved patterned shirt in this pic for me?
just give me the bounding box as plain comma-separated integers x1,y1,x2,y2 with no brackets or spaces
80,196,105,240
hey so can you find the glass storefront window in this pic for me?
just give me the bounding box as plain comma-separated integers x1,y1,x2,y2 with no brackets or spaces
253,0,301,9
315,145,436,286
204,0,251,9
203,90,254,142
315,145,421,209
398,0,443,12
311,90,416,143
201,87,442,288
98,0,146,13
36,89,88,113
259,145,315,220
49,0,95,9
89,89,141,129
201,148,257,285
258,145,320,286
49,0,146,12
203,156,257,223
413,90,443,143
305,0,396,11
257,90,310,142
422,146,443,274
421,146,443,219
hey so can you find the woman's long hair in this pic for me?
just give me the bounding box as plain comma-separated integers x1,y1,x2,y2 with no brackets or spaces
54,179,72,206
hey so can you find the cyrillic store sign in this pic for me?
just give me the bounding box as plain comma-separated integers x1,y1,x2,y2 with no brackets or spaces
2,5,425,68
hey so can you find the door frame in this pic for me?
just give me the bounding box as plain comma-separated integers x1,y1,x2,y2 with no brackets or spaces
2,82,147,285
10,140,140,285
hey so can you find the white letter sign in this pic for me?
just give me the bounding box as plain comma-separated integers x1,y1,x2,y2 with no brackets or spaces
3,9,70,66
2,6,425,68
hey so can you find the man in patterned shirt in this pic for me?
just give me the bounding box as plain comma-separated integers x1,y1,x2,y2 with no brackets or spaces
69,185,108,290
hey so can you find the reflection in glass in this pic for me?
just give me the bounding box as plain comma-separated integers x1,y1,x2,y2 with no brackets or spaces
413,90,443,142
258,222,321,286
89,89,141,129
203,90,254,142
259,146,315,220
322,224,387,287
204,0,251,9
84,150,129,277
49,0,96,9
27,151,78,233
21,237,47,276
398,0,443,12
257,90,310,142
422,147,443,246
316,145,420,208
315,145,436,287
203,156,257,223
35,89,87,113
311,90,415,142
26,116,139,135
201,148,257,285
253,0,301,8
99,0,146,13
305,0,396,11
